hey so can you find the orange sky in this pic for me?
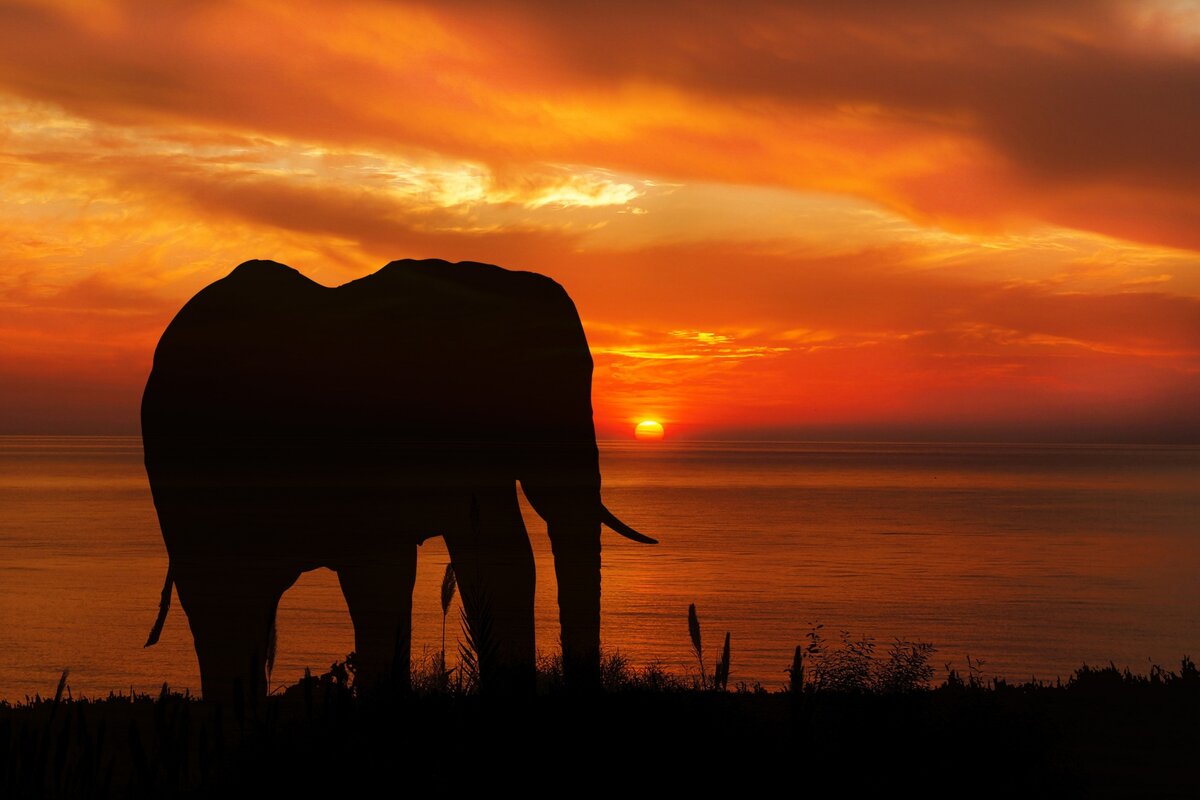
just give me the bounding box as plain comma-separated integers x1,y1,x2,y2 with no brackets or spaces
1,0,1198,440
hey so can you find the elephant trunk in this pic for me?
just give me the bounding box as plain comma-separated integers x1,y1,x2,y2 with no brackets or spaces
548,515,602,692
527,477,656,692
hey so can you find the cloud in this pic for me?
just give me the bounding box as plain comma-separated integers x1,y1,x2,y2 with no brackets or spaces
1,1,1198,247
577,241,1200,437
1,2,1198,438
0,100,653,275
592,328,788,361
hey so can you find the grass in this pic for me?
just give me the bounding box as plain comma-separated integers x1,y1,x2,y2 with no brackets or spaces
2,608,1197,797
3,652,1196,796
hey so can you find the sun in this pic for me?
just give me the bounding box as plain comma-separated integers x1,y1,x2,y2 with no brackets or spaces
635,420,665,441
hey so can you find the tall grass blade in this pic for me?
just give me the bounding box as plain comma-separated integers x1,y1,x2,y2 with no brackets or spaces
715,631,731,691
788,645,804,693
266,616,278,682
52,670,69,709
440,563,457,616
687,603,706,688
303,667,313,720
458,592,497,694
440,562,457,684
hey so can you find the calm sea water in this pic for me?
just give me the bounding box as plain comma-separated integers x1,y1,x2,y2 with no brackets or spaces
0,436,1196,699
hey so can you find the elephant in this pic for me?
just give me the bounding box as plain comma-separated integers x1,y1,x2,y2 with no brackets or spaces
141,258,654,705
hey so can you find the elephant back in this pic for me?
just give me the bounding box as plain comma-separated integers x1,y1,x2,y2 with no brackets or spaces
141,258,597,493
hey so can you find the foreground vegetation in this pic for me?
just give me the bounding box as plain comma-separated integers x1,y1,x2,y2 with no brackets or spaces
3,639,1196,798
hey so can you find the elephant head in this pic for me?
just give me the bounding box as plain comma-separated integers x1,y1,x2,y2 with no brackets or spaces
141,258,654,705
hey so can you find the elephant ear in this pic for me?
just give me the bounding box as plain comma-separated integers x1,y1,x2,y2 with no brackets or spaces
601,506,658,544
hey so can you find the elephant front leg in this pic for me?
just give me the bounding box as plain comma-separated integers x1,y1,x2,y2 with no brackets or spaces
444,487,536,696
337,545,417,694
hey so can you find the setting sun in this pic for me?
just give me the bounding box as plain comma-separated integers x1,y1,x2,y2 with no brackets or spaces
635,420,665,441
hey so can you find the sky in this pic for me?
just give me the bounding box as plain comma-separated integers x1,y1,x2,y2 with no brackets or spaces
1,0,1198,441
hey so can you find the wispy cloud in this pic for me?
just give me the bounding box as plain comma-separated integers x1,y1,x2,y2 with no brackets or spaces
2,1,1197,246
593,329,789,361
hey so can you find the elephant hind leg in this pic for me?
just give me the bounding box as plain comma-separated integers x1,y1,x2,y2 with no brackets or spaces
444,487,536,696
174,563,295,714
337,546,417,693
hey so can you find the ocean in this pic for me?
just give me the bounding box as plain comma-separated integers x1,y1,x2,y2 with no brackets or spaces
0,436,1196,699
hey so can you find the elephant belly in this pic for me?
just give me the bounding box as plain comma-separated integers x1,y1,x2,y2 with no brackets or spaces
146,440,465,572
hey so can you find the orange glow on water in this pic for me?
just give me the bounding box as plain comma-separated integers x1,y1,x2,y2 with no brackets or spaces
3,438,1197,698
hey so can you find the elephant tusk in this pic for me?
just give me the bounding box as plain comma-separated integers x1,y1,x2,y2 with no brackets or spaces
601,505,658,544
144,566,173,648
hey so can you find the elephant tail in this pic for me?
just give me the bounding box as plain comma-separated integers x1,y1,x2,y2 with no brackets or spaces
144,566,173,648
601,505,658,544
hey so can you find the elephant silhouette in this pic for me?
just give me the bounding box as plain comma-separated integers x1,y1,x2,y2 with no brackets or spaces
141,258,654,704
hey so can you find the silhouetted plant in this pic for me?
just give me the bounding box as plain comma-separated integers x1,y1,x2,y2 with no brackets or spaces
54,670,69,706
876,639,936,692
629,661,687,692
734,681,767,694
457,617,480,694
439,562,457,688
965,654,987,688
265,619,277,692
327,657,351,691
813,630,876,692
800,624,935,693
687,603,705,688
457,592,496,695
714,632,731,691
944,662,964,689
687,604,732,691
787,645,804,694
1068,661,1143,693
602,650,633,690
405,648,463,696
302,667,312,720
534,649,688,693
